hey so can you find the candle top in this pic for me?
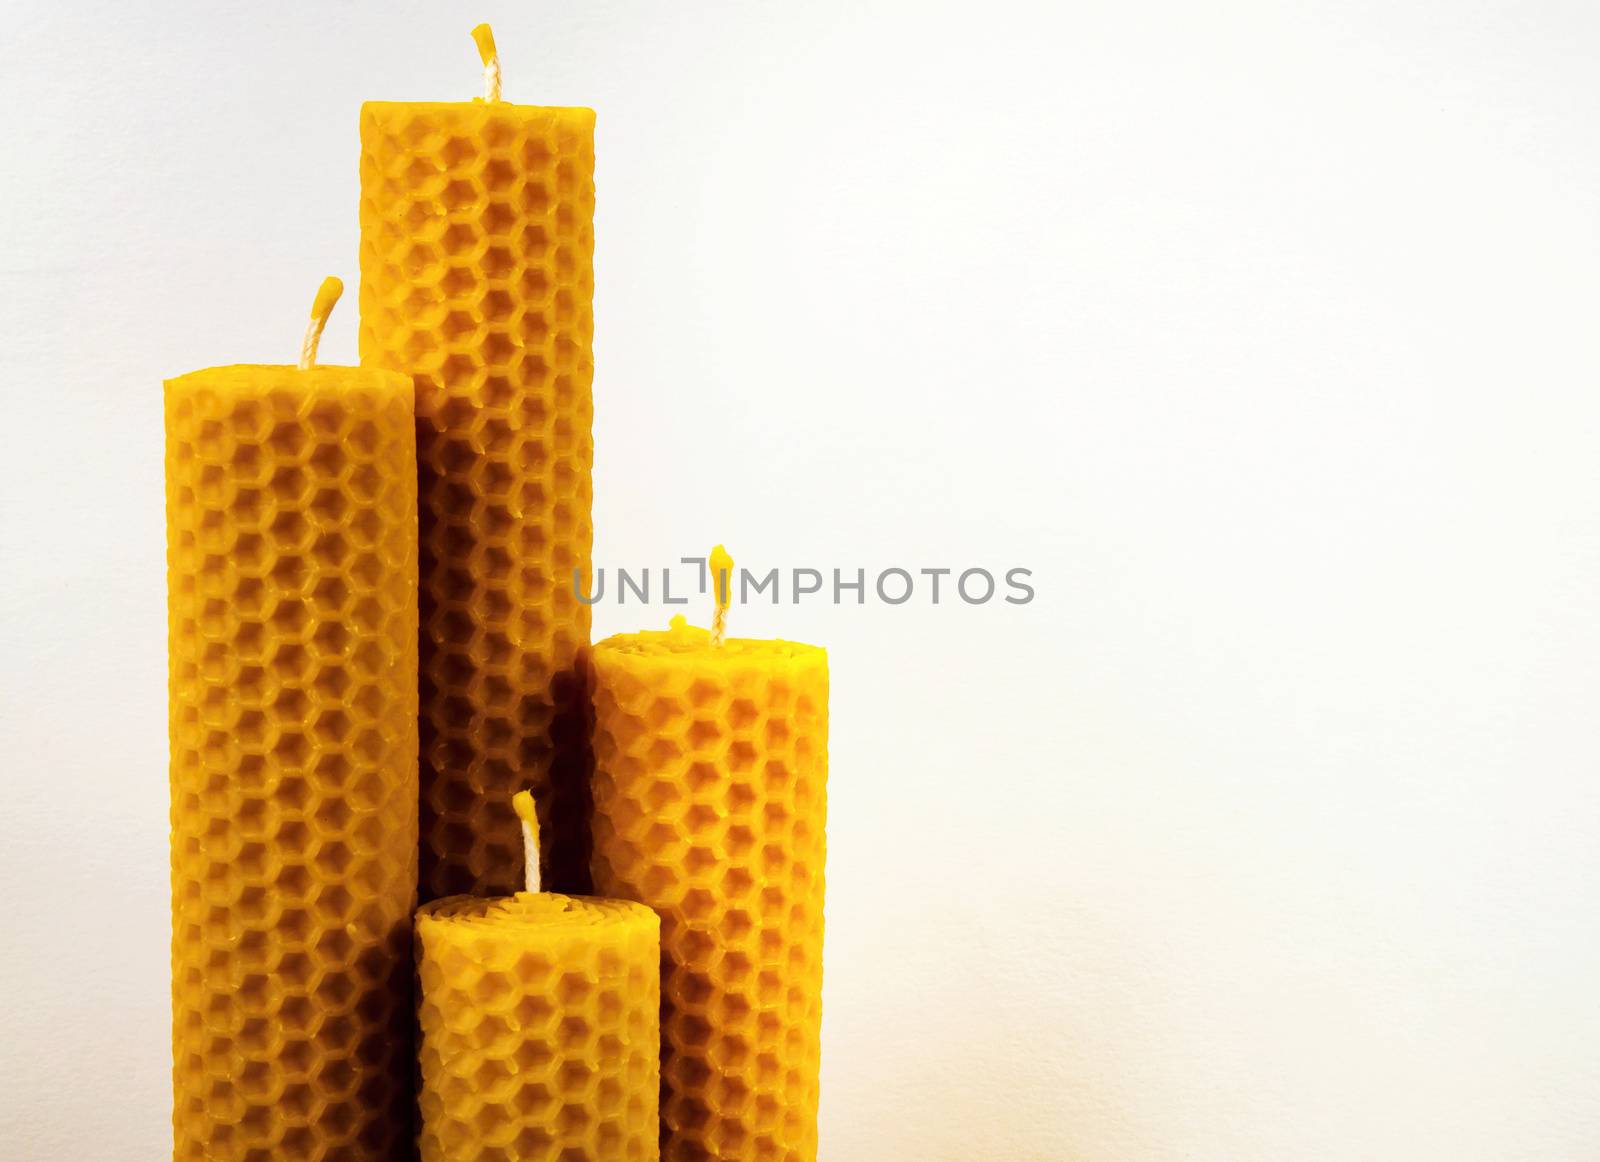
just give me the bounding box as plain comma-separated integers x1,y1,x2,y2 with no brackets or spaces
361,99,595,120
164,364,409,397
363,23,593,116
595,544,824,662
166,276,403,394
596,617,825,663
418,891,658,937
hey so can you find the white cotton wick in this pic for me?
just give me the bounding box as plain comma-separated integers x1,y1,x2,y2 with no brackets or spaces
485,55,503,103
472,24,503,103
298,277,343,371
709,543,733,647
511,789,541,894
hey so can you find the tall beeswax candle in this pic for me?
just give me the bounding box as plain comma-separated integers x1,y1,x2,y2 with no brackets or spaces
166,279,418,1159
590,549,829,1162
417,792,661,1161
359,25,596,899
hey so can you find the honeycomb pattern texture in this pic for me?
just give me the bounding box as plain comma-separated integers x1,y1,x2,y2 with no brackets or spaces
416,892,661,1161
164,365,420,1159
590,622,829,1162
359,99,597,901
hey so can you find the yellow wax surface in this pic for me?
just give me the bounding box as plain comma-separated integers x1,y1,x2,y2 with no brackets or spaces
359,98,597,900
416,892,661,1161
591,623,829,1162
165,363,419,1159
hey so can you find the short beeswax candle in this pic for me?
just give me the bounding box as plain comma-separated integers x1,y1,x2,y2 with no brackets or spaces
590,548,829,1162
417,791,661,1161
166,279,419,1158
359,24,596,899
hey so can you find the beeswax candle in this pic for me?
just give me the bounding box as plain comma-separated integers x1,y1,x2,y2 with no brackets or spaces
417,791,661,1161
359,24,597,899
166,279,418,1158
590,549,829,1162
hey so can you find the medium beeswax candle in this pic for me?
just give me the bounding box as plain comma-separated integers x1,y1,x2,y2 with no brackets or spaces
359,24,596,899
590,548,829,1162
166,279,418,1158
417,791,661,1161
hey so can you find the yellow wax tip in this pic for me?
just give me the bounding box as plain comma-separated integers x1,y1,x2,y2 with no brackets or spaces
471,23,498,66
709,544,734,614
309,276,343,326
511,789,537,829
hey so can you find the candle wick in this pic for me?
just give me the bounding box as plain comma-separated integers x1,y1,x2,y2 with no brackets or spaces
709,543,733,647
511,789,541,893
298,276,343,371
472,23,503,103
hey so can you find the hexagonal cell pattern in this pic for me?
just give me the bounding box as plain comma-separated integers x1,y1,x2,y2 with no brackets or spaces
590,623,829,1162
358,100,597,901
165,365,420,1159
416,892,660,1161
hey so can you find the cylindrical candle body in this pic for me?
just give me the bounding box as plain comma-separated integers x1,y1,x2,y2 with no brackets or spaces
165,365,419,1158
359,100,597,900
416,892,661,1161
590,625,829,1162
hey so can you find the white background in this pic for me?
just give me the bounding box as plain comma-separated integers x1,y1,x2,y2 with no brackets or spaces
2,1,1598,1158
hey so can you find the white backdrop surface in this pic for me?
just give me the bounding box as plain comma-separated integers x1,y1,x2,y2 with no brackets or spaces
2,1,1599,1158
